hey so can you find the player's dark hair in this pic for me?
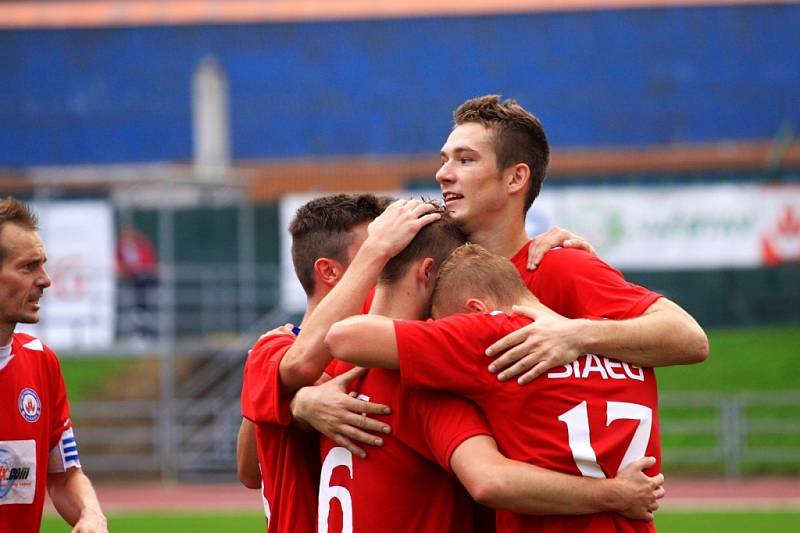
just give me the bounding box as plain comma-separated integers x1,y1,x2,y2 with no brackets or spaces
0,197,39,265
379,204,466,285
454,95,549,214
290,193,392,296
431,243,530,318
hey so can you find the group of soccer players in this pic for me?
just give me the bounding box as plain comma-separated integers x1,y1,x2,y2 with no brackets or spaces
238,95,709,532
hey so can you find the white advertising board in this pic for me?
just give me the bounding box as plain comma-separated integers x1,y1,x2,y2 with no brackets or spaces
529,183,800,270
16,200,116,350
279,184,800,311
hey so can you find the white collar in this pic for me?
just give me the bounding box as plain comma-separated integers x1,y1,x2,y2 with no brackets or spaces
0,343,12,372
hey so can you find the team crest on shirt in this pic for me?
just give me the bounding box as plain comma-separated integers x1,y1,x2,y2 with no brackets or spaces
18,388,41,423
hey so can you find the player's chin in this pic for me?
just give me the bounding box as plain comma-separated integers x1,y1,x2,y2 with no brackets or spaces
444,203,467,221
17,311,40,324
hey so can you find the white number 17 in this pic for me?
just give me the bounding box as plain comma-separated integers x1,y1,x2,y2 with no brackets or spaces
557,400,652,478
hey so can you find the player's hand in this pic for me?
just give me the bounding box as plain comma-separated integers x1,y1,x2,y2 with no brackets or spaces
257,323,297,342
611,456,665,521
485,302,584,384
71,511,108,533
364,199,441,259
526,226,597,270
290,367,391,459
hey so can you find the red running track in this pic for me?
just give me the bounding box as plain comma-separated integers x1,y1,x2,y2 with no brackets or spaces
45,478,800,514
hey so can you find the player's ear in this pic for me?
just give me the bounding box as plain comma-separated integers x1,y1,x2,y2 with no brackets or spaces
506,163,530,195
417,257,436,285
315,257,344,288
465,298,489,313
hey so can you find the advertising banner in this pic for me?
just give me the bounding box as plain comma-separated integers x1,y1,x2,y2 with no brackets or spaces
279,184,800,312
16,200,116,350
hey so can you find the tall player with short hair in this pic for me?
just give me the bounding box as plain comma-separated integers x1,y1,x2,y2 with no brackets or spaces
327,243,666,532
436,95,708,382
0,197,106,533
315,217,663,533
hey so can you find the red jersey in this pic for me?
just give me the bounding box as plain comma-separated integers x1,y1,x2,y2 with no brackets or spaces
1,333,80,533
319,360,491,533
513,244,659,320
395,313,661,533
241,334,319,533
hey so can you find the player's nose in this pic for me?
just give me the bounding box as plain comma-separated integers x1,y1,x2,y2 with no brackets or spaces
435,164,454,185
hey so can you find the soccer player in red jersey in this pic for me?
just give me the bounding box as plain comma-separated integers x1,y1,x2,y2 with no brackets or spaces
0,197,106,533
327,243,668,532
311,217,664,533
239,194,447,532
435,95,709,382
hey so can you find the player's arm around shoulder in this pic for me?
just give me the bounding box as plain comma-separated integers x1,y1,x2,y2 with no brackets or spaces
451,436,664,518
559,295,709,370
47,467,107,533
325,315,399,369
279,200,440,390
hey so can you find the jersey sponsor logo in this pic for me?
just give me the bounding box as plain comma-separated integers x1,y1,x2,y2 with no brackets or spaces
18,388,42,423
0,441,36,505
547,354,645,382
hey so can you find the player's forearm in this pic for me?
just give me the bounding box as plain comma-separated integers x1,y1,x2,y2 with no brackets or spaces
472,459,618,515
575,298,708,367
47,468,106,528
236,419,262,489
325,315,400,369
279,242,391,390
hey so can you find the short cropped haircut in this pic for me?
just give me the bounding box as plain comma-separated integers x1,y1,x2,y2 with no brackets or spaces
454,95,549,214
0,197,39,265
379,205,466,285
431,243,530,318
290,193,391,296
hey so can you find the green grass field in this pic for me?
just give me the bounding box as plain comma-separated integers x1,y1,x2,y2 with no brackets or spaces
655,325,800,392
41,510,800,532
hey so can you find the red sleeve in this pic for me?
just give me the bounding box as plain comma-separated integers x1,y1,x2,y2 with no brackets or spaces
394,314,509,398
325,358,355,378
531,248,661,319
45,345,72,450
240,335,295,425
360,287,376,314
408,390,492,474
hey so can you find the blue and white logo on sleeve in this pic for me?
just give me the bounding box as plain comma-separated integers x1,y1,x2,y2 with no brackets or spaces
18,388,41,423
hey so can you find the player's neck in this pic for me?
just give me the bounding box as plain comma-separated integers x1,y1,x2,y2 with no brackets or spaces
0,323,13,347
370,285,426,321
298,298,321,329
467,210,529,259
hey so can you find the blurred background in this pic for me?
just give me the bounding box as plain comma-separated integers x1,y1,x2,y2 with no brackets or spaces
1,0,799,528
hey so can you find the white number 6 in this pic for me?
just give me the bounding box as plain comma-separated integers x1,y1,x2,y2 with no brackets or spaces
318,447,354,533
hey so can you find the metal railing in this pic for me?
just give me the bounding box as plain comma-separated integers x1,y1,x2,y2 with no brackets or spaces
660,390,800,477
71,390,800,481
115,263,284,350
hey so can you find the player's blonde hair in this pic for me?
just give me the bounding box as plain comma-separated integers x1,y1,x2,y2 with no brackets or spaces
431,243,529,318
